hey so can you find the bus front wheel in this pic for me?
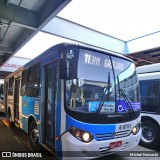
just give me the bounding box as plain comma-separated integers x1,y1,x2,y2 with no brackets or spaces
140,120,160,149
29,121,41,151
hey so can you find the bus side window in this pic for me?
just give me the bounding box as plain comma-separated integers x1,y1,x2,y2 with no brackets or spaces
26,63,40,97
8,77,14,96
21,69,28,96
140,81,159,112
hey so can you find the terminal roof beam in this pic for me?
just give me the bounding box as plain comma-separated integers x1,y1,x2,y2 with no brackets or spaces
0,0,71,30
0,2,38,30
0,0,71,73
0,46,14,53
0,0,71,53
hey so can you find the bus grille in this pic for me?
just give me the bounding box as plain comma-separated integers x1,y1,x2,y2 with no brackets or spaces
95,130,130,141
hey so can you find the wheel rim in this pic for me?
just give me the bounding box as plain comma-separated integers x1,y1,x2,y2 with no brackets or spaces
30,128,39,146
141,125,155,143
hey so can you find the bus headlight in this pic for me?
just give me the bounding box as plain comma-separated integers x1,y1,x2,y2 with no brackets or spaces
69,126,93,143
132,123,141,135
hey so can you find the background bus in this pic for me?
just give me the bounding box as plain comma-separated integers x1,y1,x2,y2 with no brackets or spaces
137,63,160,149
4,43,141,159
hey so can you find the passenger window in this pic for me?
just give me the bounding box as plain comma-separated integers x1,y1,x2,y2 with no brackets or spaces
26,63,40,97
21,69,28,96
8,77,14,95
140,81,159,112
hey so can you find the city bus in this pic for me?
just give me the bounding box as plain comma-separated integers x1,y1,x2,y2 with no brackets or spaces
4,43,141,159
137,63,160,149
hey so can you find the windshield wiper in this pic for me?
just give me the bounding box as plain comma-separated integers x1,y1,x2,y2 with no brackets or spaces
120,89,135,119
96,72,111,114
117,77,135,119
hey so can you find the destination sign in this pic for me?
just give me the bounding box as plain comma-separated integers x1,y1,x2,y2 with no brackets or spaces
84,53,124,71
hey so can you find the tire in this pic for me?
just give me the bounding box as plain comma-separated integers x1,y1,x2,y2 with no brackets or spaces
29,121,41,151
140,120,160,149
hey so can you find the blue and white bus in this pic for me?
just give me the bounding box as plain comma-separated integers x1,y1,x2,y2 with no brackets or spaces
4,43,141,159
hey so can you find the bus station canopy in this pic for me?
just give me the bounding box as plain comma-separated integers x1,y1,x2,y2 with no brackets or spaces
0,0,160,77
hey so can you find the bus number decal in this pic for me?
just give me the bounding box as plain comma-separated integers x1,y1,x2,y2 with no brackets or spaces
34,100,39,115
119,124,131,130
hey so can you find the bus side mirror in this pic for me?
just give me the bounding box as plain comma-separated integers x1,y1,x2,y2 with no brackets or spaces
59,59,68,79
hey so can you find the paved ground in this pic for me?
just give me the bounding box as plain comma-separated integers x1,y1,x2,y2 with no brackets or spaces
0,114,30,160
0,113,160,160
0,118,27,152
0,114,54,160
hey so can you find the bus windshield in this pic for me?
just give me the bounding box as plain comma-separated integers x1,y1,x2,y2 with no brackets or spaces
65,47,140,114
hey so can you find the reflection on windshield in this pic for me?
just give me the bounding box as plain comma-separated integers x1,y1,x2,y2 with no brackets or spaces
112,56,140,113
114,61,139,102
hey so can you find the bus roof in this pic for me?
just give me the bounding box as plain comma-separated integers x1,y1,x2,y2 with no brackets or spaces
138,72,160,81
136,63,160,74
137,63,160,81
5,43,134,80
24,43,134,67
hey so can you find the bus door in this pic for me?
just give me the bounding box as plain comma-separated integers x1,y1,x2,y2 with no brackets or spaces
14,77,20,123
44,63,58,149
4,82,8,114
0,84,4,99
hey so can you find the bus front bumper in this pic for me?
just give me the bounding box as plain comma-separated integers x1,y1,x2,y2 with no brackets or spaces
61,128,141,159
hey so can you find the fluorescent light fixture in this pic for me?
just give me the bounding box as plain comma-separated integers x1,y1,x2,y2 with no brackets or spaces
127,32,160,53
58,0,160,41
15,31,77,59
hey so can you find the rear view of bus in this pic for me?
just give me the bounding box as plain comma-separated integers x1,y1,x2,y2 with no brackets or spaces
61,45,141,158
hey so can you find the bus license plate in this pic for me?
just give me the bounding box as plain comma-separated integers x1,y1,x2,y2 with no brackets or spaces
109,141,122,149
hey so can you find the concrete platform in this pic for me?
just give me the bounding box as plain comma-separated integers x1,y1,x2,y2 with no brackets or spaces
0,115,55,160
0,118,27,152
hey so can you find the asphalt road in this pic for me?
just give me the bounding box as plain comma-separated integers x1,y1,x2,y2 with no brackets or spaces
0,114,160,160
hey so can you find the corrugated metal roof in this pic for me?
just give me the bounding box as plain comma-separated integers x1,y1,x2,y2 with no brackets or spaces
10,0,46,12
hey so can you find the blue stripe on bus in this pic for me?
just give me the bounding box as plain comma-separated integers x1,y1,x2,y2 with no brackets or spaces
66,115,116,134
